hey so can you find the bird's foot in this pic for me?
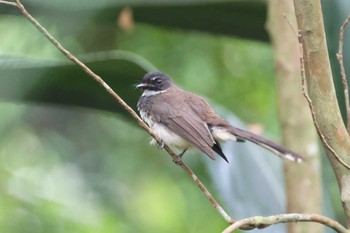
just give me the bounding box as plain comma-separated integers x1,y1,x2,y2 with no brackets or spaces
173,156,183,165
156,140,165,149
172,149,188,165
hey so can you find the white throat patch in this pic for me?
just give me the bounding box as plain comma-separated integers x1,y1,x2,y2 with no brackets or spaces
142,89,168,97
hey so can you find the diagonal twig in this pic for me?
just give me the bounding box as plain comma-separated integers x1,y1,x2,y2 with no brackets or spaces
6,0,235,224
336,15,350,133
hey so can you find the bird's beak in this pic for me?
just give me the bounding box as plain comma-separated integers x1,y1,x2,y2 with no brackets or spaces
136,83,151,89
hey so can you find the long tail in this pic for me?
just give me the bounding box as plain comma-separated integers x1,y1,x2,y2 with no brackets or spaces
228,126,304,163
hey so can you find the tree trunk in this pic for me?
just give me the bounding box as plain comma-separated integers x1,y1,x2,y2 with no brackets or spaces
266,1,323,232
293,0,350,228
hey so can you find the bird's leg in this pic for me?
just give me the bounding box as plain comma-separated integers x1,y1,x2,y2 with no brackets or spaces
178,149,188,159
173,149,188,165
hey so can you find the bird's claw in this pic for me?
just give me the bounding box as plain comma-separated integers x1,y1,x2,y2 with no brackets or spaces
172,149,187,165
173,157,183,165
157,140,165,149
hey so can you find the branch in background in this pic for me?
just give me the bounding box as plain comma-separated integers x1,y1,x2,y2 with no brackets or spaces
297,30,350,170
284,14,350,170
1,0,235,224
294,0,350,225
336,15,350,132
0,0,16,6
222,213,349,233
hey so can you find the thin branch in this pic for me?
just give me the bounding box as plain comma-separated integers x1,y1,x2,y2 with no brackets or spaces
181,163,234,223
283,13,297,36
336,15,350,132
9,0,235,224
0,0,16,6
222,213,349,233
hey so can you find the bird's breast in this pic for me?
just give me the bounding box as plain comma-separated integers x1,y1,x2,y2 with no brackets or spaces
138,95,190,149
150,123,190,149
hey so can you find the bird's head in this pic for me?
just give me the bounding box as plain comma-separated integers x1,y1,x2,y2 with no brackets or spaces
136,71,174,92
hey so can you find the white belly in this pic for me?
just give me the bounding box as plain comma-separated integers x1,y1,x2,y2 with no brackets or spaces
150,123,191,149
139,109,190,149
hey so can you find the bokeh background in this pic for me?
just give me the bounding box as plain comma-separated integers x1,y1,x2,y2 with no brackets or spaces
1,0,350,232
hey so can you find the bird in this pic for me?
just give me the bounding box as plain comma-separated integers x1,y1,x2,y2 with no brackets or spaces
136,71,303,163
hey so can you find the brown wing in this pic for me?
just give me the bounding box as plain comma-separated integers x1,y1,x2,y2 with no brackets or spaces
186,93,216,121
152,94,216,159
167,115,215,158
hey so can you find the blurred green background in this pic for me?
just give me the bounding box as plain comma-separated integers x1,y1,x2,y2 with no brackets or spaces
0,0,350,232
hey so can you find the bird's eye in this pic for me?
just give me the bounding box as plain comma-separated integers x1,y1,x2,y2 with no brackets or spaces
156,78,162,85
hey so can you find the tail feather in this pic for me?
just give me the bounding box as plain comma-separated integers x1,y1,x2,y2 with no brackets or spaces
228,126,304,163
